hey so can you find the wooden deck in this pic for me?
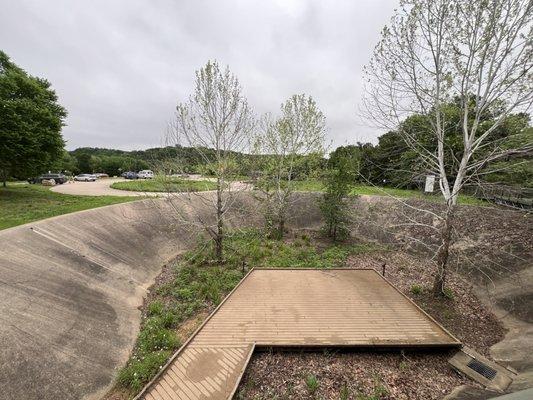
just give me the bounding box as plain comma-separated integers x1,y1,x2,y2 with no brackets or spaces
136,269,460,400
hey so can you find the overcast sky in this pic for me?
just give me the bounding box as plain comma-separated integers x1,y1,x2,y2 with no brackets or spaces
2,0,398,151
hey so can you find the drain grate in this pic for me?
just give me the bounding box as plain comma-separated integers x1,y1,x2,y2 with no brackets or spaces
467,359,497,380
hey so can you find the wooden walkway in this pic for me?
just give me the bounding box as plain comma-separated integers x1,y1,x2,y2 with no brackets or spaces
136,269,460,400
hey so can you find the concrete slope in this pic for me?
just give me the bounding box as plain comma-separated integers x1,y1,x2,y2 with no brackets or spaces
0,193,264,400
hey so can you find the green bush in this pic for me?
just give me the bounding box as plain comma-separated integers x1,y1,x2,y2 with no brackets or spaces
410,284,423,295
147,300,164,316
305,374,319,395
443,287,455,300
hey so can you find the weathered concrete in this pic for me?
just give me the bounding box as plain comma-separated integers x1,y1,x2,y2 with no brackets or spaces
0,193,266,400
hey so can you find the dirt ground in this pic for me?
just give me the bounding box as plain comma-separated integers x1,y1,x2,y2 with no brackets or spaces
235,249,506,400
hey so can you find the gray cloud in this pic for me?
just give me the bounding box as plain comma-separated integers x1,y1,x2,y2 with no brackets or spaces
1,0,398,150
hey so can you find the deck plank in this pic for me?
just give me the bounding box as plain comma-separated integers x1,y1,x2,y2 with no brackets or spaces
137,269,459,400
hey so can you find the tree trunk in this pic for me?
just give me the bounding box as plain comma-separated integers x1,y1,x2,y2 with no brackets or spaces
215,177,224,264
433,206,455,295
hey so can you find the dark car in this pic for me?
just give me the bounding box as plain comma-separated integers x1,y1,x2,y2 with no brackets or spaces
28,173,68,184
123,171,138,179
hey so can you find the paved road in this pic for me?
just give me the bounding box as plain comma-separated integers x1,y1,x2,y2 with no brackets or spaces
50,178,151,196
50,177,251,197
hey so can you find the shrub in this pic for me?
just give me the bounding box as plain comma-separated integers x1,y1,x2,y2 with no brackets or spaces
147,300,164,316
305,374,319,395
410,284,423,295
443,287,455,300
319,146,360,242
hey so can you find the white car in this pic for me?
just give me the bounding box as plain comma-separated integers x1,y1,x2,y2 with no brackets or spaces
74,174,97,182
138,170,154,179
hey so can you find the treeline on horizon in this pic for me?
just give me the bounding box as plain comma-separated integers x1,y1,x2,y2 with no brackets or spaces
59,123,532,190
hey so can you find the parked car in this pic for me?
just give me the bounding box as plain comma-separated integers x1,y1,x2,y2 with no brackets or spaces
94,173,109,178
138,170,154,179
74,174,97,182
123,171,138,179
28,173,67,184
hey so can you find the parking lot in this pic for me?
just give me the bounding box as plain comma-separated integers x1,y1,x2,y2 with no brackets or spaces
50,178,150,196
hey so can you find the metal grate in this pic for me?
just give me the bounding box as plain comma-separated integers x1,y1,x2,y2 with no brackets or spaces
467,359,497,380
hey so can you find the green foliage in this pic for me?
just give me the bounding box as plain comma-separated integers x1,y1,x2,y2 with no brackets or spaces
358,102,531,189
410,284,423,295
0,183,136,230
443,287,455,300
320,145,360,241
253,95,326,238
118,303,181,392
289,180,486,205
355,377,389,400
117,350,172,393
0,50,67,183
305,374,319,395
147,300,164,316
339,383,350,400
67,146,253,177
110,177,217,193
483,127,533,188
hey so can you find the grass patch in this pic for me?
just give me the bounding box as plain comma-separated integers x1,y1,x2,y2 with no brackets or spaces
305,374,319,395
111,177,217,193
117,230,384,394
289,180,486,206
410,284,423,295
356,384,389,400
0,183,137,230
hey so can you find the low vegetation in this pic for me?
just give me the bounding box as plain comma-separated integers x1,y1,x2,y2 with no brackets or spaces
110,178,217,193
116,229,387,395
292,180,486,206
0,183,136,230
305,373,319,395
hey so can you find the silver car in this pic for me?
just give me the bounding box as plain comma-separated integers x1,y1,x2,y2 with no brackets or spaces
74,174,97,182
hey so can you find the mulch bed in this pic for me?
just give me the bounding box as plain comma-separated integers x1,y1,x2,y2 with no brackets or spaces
236,250,506,399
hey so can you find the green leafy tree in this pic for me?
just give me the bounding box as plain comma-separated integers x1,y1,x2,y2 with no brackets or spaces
75,152,96,173
363,0,532,295
53,150,78,175
254,95,326,239
174,61,255,263
0,50,66,185
320,146,360,241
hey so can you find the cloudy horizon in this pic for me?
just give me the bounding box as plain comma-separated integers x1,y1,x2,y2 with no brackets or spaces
2,0,398,151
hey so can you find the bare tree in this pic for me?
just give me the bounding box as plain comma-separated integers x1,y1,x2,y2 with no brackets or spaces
254,94,326,238
172,60,254,263
362,0,532,294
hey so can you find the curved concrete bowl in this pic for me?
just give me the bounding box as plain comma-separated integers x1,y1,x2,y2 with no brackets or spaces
0,192,320,400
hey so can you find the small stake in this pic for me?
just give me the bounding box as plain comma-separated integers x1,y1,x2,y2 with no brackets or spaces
382,263,386,277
